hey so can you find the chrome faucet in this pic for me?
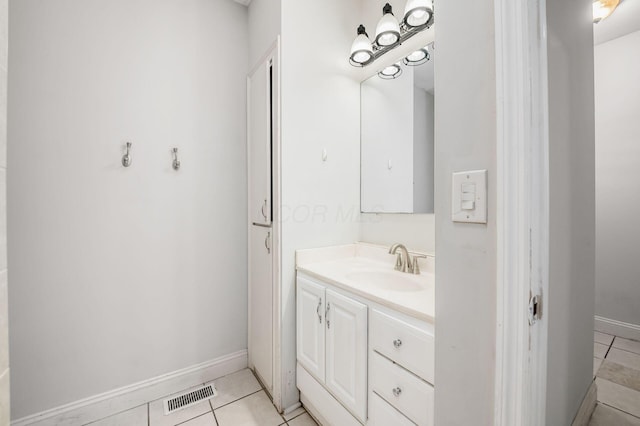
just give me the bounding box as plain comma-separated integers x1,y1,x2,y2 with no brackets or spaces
389,243,412,273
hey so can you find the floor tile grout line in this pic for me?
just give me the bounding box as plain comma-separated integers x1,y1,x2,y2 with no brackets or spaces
174,411,213,426
285,411,307,423
598,401,640,420
211,388,264,412
609,344,640,358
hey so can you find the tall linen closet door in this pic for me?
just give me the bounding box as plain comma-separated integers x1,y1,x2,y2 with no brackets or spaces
248,54,274,393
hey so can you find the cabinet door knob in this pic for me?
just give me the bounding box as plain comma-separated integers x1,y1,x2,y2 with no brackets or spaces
316,299,322,324
392,387,402,397
393,339,402,348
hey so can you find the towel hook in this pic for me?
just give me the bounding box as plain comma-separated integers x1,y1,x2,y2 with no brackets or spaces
172,148,180,171
122,142,132,167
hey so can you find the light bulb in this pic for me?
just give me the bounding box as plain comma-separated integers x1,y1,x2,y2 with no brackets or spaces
404,0,433,28
375,3,401,47
349,25,374,66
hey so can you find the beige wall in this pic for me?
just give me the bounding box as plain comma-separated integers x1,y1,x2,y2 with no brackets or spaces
0,0,9,422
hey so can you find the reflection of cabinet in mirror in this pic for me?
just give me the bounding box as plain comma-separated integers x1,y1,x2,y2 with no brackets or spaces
361,54,434,214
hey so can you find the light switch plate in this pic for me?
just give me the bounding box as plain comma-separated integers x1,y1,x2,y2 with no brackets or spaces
452,170,487,223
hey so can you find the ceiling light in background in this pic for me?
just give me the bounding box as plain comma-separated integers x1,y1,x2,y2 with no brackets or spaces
350,25,375,66
593,0,620,23
403,47,430,66
375,3,401,47
378,63,403,80
404,0,434,28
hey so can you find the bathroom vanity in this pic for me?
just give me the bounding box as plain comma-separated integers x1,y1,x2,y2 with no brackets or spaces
295,243,435,426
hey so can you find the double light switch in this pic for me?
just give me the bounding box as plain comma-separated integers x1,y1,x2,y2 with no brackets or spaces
452,170,487,224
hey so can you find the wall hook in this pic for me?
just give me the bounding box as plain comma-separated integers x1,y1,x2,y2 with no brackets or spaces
122,142,132,167
172,148,180,171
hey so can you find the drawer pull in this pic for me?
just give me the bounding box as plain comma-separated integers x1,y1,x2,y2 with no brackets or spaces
392,387,402,397
393,339,402,348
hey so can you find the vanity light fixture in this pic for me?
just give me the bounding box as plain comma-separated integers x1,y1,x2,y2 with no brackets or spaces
593,0,620,23
349,1,434,68
378,63,403,80
404,0,434,28
403,47,430,66
375,3,401,47
350,25,375,66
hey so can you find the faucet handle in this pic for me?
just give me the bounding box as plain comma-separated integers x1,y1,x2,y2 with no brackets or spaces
394,252,403,271
411,254,428,275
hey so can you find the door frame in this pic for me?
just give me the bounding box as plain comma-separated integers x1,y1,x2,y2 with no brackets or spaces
247,37,282,411
494,0,549,425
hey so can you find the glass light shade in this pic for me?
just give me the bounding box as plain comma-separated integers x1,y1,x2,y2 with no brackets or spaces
404,0,434,28
378,63,402,80
403,47,430,66
349,25,374,66
593,0,620,23
375,4,401,47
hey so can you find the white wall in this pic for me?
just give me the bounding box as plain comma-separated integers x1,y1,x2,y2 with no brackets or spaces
8,0,248,419
279,0,362,410
594,30,640,331
0,0,9,423
433,0,497,423
545,0,596,424
361,67,414,213
248,0,281,68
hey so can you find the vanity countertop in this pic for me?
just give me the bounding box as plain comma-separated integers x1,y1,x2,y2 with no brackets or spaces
295,243,435,323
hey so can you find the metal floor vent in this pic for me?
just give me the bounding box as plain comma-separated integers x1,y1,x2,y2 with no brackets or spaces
163,384,218,415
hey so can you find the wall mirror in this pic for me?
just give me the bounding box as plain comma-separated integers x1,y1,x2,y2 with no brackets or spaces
360,45,435,214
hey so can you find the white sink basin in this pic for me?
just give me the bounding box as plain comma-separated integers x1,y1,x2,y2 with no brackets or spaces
345,270,425,292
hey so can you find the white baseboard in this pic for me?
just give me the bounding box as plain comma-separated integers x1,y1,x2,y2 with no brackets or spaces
595,316,640,341
12,350,248,426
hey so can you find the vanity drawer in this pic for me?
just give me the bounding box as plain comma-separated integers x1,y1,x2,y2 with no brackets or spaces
370,309,434,383
370,353,434,426
368,391,415,426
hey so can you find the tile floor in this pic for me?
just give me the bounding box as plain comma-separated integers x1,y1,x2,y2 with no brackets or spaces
589,331,640,425
83,333,640,426
84,369,318,426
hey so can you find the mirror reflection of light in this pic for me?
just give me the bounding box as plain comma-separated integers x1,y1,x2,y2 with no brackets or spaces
403,46,431,66
378,63,403,80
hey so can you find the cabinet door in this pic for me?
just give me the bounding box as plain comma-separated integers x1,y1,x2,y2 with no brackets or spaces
249,226,273,392
297,276,325,382
248,58,272,226
325,289,368,423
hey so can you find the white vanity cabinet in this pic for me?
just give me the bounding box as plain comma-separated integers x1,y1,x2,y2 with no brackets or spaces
297,274,368,423
296,268,434,426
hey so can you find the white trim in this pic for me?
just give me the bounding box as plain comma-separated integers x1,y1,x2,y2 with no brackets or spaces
11,350,247,426
272,36,283,414
494,0,549,425
595,316,640,341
